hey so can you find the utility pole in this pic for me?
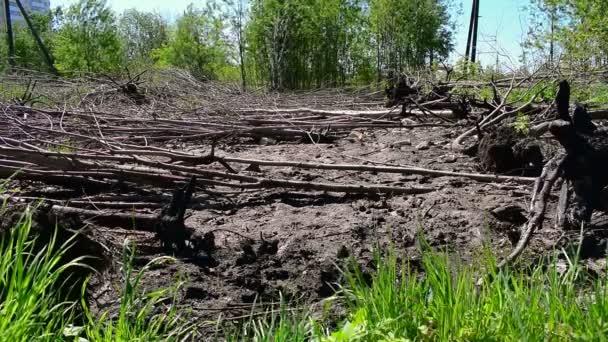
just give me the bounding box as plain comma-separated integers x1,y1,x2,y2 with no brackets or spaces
464,0,476,61
14,0,58,74
471,0,480,63
3,0,15,67
549,6,556,67
464,0,480,63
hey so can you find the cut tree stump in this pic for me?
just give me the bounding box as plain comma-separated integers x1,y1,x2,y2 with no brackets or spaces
477,125,544,177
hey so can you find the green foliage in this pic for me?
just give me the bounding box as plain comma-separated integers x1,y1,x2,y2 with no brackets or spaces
0,201,192,341
46,140,75,153
223,298,319,341
12,13,54,71
53,0,124,75
572,82,608,107
119,9,169,67
246,0,454,89
476,86,494,102
527,0,608,68
0,206,84,340
370,0,455,73
221,0,249,88
508,80,557,104
246,0,372,89
153,4,231,80
453,58,482,79
0,36,6,73
80,241,192,341
510,112,531,135
224,245,608,341
1,0,456,88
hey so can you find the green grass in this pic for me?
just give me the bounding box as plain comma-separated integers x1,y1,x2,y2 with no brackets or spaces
80,240,194,341
0,206,193,341
223,244,608,341
222,300,319,342
5,205,608,341
0,206,83,341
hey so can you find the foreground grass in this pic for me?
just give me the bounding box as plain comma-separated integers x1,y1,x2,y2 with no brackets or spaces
3,207,608,341
0,207,193,341
0,207,82,340
228,246,608,341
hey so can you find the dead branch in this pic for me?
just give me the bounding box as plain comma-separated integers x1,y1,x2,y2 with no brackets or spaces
221,156,536,184
497,154,566,269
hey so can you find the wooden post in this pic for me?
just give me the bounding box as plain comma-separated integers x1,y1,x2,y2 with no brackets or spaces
14,0,58,74
3,0,15,67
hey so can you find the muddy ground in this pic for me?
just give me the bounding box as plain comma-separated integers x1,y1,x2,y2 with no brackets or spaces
83,116,573,321
3,72,608,334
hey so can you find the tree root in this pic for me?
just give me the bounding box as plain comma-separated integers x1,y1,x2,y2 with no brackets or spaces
496,154,565,269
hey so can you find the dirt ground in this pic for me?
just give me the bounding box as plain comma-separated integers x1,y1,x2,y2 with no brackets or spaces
3,72,608,333
86,116,564,322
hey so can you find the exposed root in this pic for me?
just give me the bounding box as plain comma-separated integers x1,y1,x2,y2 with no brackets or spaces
497,154,566,269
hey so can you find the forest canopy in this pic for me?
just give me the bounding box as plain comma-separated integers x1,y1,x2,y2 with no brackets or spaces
0,0,606,88
0,0,456,88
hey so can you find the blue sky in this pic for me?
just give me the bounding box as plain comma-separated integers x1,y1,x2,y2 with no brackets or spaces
51,0,532,68
453,0,531,69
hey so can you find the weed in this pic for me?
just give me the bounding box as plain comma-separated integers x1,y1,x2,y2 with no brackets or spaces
0,204,192,341
0,205,86,341
47,139,75,153
510,112,531,135
223,245,608,341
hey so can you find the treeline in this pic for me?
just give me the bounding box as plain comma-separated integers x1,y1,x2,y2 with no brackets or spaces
0,0,455,89
526,0,608,69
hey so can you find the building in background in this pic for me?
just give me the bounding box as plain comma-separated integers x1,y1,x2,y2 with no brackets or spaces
1,0,51,28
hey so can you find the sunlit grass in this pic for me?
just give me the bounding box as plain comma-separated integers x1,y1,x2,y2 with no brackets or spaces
223,243,608,341
0,206,192,341
4,204,608,341
0,206,84,341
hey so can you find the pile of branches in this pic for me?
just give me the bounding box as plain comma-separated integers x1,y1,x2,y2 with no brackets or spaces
4,69,608,267
384,72,608,266
1,101,453,224
0,91,541,231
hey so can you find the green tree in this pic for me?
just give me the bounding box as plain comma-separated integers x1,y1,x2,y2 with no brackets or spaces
527,0,608,69
119,9,168,66
53,0,123,75
12,12,54,71
222,0,249,89
246,0,453,89
370,0,455,80
247,0,372,89
154,4,231,80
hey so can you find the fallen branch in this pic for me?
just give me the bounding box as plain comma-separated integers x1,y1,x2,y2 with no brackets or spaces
0,147,435,195
51,205,158,230
221,156,536,184
497,154,565,269
451,77,548,151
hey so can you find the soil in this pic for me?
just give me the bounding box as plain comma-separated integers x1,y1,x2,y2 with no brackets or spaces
3,75,608,335
10,123,555,317
477,125,544,177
